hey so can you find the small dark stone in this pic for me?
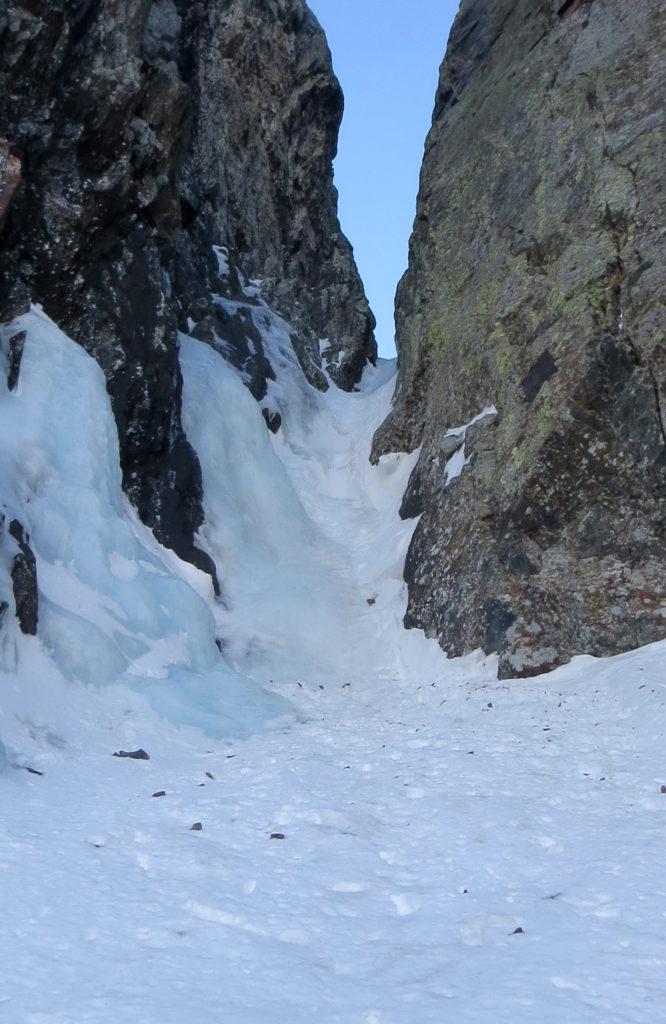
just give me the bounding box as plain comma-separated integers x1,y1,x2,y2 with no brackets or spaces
513,927,524,935
152,790,166,798
23,766,44,776
661,785,666,794
270,833,285,840
113,748,150,760
190,822,203,831
366,597,376,606
205,771,215,780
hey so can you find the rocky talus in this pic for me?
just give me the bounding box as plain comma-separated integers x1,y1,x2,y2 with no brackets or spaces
0,0,375,609
374,0,666,677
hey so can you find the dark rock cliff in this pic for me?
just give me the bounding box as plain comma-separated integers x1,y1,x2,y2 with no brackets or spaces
374,0,666,677
0,0,375,594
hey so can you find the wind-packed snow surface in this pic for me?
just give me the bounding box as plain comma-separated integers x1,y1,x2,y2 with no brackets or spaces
0,300,665,1023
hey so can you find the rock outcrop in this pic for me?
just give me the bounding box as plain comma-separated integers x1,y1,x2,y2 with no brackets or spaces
0,0,375,589
374,0,666,677
7,518,38,636
0,513,38,638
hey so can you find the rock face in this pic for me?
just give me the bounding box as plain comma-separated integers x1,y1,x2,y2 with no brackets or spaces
0,513,38,637
8,519,38,636
0,0,375,588
0,140,21,229
374,0,666,677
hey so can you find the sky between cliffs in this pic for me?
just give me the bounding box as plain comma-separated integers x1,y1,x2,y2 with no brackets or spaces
309,0,460,358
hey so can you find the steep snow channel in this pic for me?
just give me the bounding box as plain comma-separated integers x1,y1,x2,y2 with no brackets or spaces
0,308,665,1023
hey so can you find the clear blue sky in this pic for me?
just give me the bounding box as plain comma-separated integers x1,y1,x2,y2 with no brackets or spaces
308,0,460,357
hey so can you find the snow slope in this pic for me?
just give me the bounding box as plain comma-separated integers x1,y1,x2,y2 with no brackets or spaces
0,303,665,1023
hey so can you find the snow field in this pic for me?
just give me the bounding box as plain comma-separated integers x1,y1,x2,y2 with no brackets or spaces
1,644,665,1023
0,300,665,1022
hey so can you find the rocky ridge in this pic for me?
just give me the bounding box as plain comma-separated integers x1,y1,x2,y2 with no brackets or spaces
374,0,666,677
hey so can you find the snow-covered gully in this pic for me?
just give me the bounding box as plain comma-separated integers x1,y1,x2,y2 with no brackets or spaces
1,309,665,1023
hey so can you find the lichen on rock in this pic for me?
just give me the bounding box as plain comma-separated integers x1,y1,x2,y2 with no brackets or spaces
374,0,666,677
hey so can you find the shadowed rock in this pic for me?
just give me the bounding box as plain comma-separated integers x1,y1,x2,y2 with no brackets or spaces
373,0,666,677
6,519,38,636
